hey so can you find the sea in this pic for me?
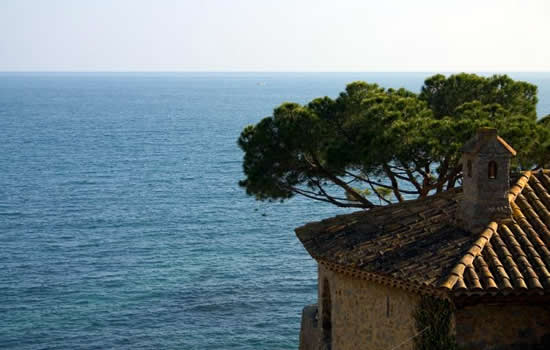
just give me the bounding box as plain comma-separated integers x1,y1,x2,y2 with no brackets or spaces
1,72,549,350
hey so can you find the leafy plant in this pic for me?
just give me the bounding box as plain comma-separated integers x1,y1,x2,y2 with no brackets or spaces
413,296,457,350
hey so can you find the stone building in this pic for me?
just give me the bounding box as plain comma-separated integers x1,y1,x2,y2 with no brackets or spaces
296,128,550,350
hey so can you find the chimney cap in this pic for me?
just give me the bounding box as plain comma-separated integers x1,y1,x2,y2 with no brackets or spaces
461,128,517,156
477,127,498,137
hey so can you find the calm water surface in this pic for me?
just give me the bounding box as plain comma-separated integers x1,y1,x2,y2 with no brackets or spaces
1,72,549,349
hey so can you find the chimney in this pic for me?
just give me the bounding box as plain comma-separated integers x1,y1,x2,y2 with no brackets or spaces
459,128,517,232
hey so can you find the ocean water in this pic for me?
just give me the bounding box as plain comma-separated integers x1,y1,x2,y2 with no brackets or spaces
1,72,549,350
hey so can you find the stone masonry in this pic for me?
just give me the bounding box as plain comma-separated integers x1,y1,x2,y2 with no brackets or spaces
459,128,515,232
299,265,421,350
455,302,550,350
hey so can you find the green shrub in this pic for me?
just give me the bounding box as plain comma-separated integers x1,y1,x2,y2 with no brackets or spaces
413,296,457,350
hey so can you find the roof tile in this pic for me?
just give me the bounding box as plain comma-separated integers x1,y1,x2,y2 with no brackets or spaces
295,170,550,297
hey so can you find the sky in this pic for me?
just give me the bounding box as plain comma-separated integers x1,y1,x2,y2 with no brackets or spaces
0,0,549,72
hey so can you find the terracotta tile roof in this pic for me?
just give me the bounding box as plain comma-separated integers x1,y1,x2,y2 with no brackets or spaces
295,188,474,289
443,170,550,296
295,169,550,297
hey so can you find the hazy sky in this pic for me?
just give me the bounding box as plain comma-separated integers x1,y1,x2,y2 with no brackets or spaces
1,0,549,71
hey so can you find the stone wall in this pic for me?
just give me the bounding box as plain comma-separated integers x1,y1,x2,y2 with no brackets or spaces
299,264,550,350
316,265,420,350
455,302,550,350
299,304,322,350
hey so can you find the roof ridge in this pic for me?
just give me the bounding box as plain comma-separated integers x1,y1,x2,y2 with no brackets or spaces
439,221,498,290
448,169,550,296
508,170,532,203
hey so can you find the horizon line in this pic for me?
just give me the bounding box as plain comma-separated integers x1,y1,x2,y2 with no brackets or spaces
2,70,550,74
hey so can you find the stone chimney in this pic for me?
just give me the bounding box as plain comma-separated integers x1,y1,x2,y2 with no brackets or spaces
459,128,517,232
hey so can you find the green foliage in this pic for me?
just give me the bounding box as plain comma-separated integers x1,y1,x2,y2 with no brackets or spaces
238,73,549,208
374,187,392,205
345,187,371,202
537,115,550,169
420,73,537,120
540,114,550,126
413,296,457,350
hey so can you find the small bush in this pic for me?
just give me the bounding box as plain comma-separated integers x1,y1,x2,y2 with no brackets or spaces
413,296,457,350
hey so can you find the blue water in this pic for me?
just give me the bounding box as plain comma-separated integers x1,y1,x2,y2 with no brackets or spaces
1,72,549,350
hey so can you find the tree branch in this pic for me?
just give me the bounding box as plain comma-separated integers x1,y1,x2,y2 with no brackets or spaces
365,177,392,205
311,156,376,208
436,158,449,193
288,185,367,208
400,162,423,193
343,171,419,195
383,163,405,202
